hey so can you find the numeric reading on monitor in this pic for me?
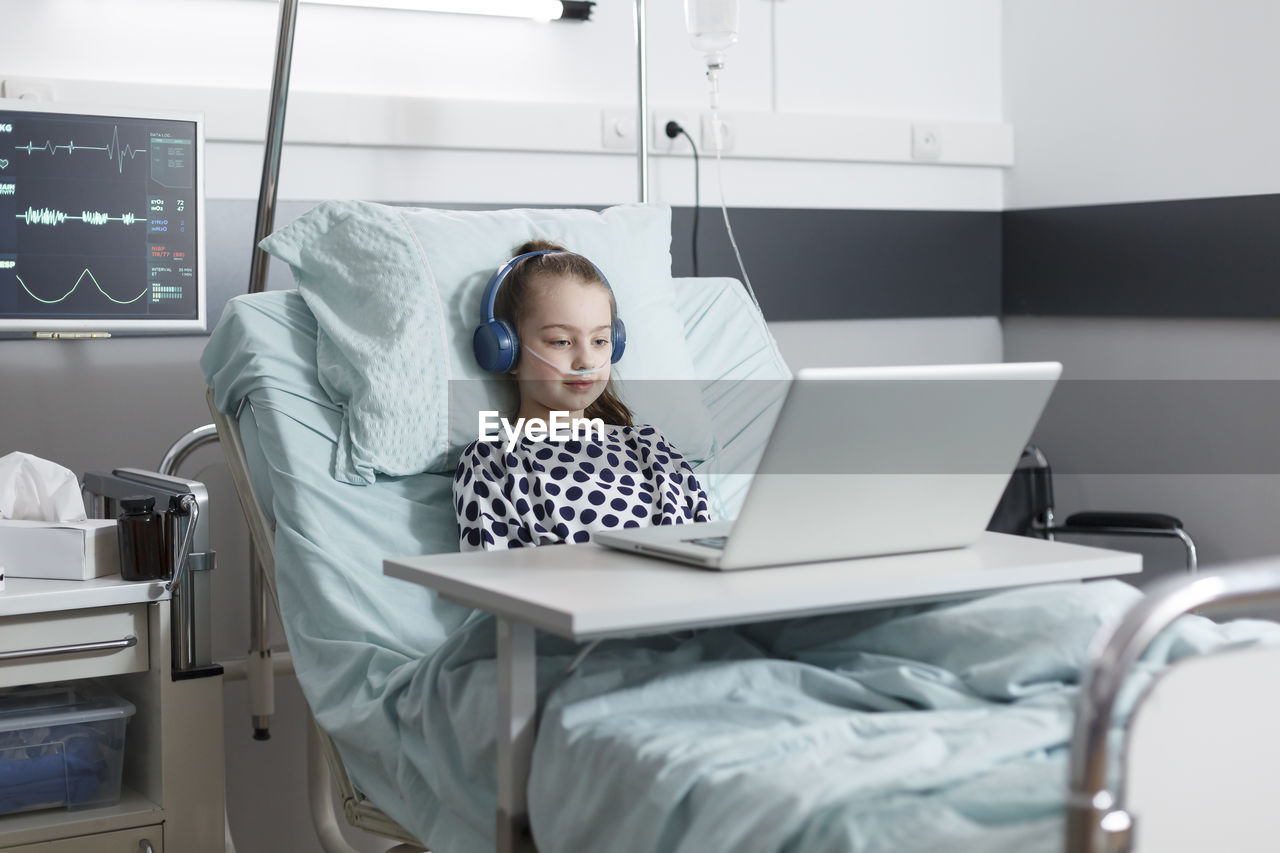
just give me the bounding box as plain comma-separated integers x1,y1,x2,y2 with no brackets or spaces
0,109,200,328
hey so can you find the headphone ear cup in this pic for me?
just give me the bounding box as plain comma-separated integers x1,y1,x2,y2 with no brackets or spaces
473,319,519,373
610,317,626,363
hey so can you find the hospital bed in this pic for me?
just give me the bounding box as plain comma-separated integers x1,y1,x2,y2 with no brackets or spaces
200,201,1280,853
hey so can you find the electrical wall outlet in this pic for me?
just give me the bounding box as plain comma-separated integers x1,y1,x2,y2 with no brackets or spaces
700,113,735,154
651,111,699,154
911,124,942,161
1,78,56,101
601,109,637,151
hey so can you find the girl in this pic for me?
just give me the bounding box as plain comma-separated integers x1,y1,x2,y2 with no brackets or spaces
454,239,711,551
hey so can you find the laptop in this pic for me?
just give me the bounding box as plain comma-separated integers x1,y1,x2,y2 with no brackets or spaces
594,362,1063,570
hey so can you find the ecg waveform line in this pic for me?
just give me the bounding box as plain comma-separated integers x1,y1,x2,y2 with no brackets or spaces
13,268,148,305
15,207,144,226
14,125,148,174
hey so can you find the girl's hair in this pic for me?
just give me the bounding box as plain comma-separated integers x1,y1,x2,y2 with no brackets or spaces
496,239,634,427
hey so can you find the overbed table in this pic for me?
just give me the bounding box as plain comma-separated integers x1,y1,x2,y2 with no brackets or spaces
384,531,1141,853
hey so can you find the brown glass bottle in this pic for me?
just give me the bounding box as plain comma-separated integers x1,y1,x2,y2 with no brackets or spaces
117,496,167,582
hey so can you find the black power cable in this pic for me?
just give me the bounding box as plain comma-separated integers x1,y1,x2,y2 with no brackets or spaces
665,121,700,277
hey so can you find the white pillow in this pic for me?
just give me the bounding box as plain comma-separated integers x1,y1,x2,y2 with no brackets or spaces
261,201,715,483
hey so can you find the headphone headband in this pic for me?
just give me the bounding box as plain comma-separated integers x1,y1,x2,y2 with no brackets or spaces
479,250,565,327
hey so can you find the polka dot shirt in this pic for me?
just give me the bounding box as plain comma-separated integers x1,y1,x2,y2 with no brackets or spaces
453,424,711,552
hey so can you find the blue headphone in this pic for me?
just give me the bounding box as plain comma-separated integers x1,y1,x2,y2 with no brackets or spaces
472,249,627,373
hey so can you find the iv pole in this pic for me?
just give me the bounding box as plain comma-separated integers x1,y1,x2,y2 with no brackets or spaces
635,0,650,202
248,0,299,296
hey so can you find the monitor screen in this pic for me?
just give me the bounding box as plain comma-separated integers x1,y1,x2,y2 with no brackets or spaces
0,100,206,334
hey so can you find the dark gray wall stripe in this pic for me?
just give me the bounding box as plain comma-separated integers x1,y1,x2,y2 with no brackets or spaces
1003,193,1280,317
670,206,1002,321
18,191,1273,340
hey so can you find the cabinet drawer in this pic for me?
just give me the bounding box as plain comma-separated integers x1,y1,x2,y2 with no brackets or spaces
3,823,162,852
0,605,149,688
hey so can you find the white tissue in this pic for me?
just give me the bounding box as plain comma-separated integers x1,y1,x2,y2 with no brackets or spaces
0,451,88,523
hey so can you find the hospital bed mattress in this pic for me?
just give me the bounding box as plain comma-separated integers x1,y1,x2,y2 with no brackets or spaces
202,281,1280,853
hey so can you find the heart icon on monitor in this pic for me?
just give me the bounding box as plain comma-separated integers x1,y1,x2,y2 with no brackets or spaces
0,159,9,170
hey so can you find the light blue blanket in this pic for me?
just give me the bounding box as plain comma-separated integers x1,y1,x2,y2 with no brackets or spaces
524,583,1280,852
202,288,1280,853
423,581,1275,853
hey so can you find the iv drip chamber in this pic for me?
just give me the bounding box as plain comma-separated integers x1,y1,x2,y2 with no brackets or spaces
685,0,740,66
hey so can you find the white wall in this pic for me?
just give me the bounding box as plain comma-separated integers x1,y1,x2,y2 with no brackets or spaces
2,0,1007,211
0,2,1006,850
1003,1,1280,581
1004,0,1280,210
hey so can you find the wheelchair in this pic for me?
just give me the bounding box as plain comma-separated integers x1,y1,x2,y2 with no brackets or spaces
988,445,1198,573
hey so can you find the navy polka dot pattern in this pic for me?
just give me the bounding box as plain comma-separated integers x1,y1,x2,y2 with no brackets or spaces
453,424,711,551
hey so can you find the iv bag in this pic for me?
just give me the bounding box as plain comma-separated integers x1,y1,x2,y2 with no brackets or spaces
684,0,739,57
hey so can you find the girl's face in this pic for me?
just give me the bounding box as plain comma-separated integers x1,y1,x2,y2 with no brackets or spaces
512,275,614,421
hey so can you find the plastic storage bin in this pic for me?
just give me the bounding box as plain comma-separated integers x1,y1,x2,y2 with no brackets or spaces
0,684,136,816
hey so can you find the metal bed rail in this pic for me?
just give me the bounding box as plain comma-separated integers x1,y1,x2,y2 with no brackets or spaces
1067,562,1280,853
204,389,429,853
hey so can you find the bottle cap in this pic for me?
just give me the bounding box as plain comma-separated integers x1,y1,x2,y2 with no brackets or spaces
120,495,156,513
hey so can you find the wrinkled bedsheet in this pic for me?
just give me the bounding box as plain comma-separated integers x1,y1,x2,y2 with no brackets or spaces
425,580,1279,853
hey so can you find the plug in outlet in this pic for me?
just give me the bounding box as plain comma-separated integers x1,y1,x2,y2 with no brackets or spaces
652,111,699,153
911,124,942,161
601,109,637,151
1,78,56,101
699,113,735,154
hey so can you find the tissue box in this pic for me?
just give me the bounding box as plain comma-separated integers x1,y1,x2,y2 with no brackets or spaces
0,519,120,581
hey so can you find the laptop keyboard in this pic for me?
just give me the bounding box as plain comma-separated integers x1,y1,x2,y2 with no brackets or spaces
684,535,728,550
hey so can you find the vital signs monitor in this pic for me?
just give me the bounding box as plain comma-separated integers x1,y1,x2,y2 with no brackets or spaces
0,100,206,334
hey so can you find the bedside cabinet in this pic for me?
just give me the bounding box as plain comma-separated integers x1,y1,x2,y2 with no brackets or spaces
0,576,224,852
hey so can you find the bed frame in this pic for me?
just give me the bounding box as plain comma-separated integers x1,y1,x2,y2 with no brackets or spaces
206,389,429,853
1069,563,1280,853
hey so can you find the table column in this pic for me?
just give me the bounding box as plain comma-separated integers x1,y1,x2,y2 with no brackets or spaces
496,617,537,853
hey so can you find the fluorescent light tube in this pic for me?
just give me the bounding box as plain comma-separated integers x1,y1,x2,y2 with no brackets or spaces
304,0,569,21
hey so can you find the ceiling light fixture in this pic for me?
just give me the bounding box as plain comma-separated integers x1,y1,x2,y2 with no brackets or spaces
303,0,593,22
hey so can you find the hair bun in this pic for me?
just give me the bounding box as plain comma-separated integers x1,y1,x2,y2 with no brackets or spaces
514,238,566,255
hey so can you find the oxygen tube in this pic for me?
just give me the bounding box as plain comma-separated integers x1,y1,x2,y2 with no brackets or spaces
522,345,608,376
